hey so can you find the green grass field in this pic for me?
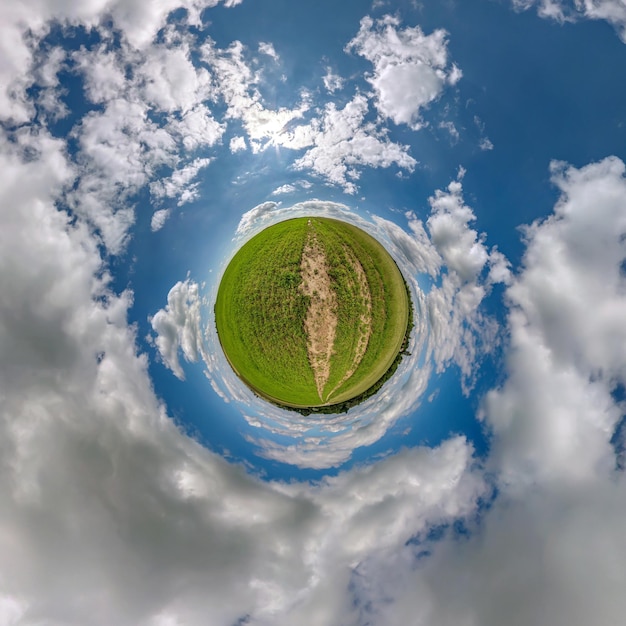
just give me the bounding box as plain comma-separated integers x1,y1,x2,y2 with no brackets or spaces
214,217,410,409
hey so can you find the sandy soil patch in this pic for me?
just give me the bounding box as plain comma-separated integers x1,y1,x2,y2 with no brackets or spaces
299,222,337,400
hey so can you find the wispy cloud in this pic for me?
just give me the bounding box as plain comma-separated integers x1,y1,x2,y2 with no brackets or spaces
513,0,626,42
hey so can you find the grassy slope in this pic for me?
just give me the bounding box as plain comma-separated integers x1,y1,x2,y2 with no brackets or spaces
318,219,408,404
215,217,409,408
215,219,319,406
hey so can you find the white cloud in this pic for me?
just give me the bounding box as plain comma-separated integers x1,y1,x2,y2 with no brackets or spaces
323,67,345,93
67,98,171,253
236,200,280,234
0,597,25,625
72,45,127,105
173,105,226,152
384,173,510,388
344,471,626,626
485,156,626,486
346,15,461,129
258,41,279,61
139,36,215,113
271,183,297,195
0,137,485,618
201,39,310,151
269,180,313,196
102,0,244,50
0,0,242,123
361,156,626,626
261,437,485,625
32,46,69,122
73,36,226,143
62,32,226,253
427,179,489,282
479,137,494,151
514,0,626,42
229,135,247,152
373,214,441,276
150,279,204,380
0,12,230,253
6,2,626,623
150,157,212,206
293,94,417,193
151,209,171,232
178,194,503,468
581,0,626,40
439,120,459,141
473,115,494,151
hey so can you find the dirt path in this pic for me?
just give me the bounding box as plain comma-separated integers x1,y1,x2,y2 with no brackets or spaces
299,222,338,401
325,245,372,400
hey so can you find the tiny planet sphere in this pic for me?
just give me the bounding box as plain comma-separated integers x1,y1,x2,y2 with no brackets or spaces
215,217,413,414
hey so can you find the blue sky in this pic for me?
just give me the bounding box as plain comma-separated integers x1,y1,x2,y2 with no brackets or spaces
1,0,626,624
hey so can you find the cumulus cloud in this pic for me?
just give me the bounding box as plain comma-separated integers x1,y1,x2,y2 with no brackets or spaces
0,133,484,619
150,279,204,380
66,98,166,253
236,200,281,234
425,178,509,386
375,171,509,389
64,24,241,251
346,15,461,129
271,183,297,195
138,36,215,113
341,472,626,626
32,46,69,123
359,156,626,626
292,94,417,193
229,135,247,152
60,30,225,253
485,156,626,486
0,0,241,124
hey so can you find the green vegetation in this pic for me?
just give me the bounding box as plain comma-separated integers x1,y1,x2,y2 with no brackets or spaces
214,217,412,411
294,279,413,415
214,219,317,405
